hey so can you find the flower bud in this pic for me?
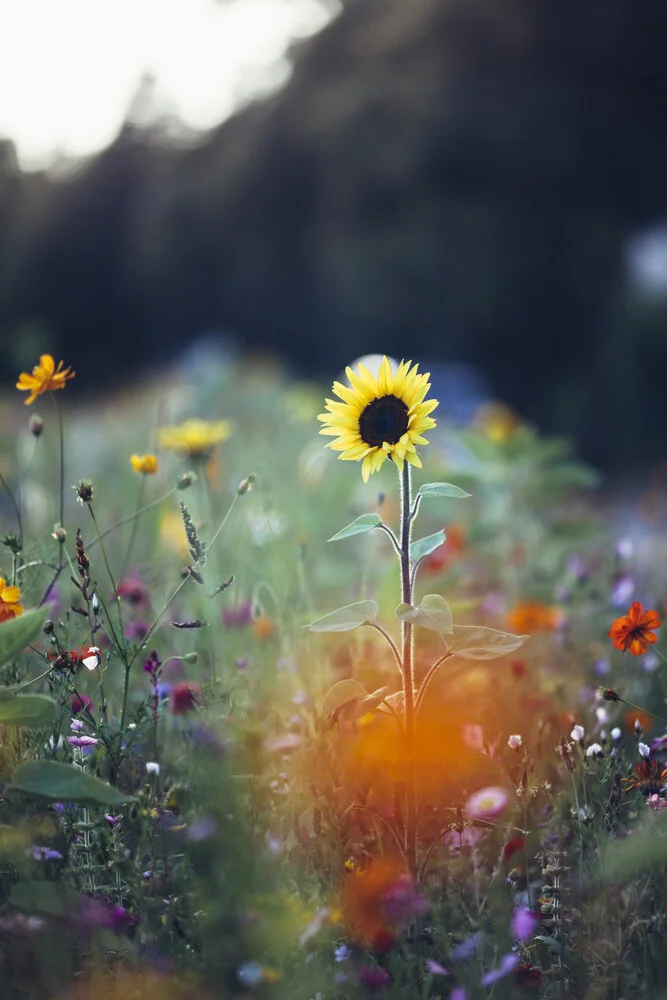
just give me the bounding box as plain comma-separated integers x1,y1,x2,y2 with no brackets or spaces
600,687,619,702
177,472,195,490
52,525,66,544
237,472,257,496
28,414,44,438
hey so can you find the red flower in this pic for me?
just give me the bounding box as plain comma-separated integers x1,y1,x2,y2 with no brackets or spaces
503,835,526,862
609,602,662,655
170,681,203,715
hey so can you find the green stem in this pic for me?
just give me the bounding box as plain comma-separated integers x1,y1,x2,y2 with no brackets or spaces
120,475,146,579
87,486,176,551
399,461,417,879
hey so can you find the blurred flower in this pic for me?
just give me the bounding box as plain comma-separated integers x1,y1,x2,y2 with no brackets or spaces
641,652,660,673
507,600,562,633
651,734,667,754
252,614,275,640
462,724,484,752
335,944,351,963
480,952,519,986
449,990,468,1000
222,600,253,628
146,761,160,775
465,786,509,820
68,693,94,716
450,933,482,961
443,826,486,851
380,874,427,924
586,743,603,758
648,794,667,812
144,650,162,679
426,958,449,976
0,578,23,623
512,907,539,941
187,816,217,841
26,845,62,861
623,759,667,794
17,354,74,404
508,734,522,750
318,356,438,482
342,857,410,946
623,708,655,734
609,602,661,655
422,523,466,575
515,964,543,988
170,681,203,715
357,966,391,990
639,742,651,758
264,733,302,754
503,835,525,862
474,401,519,443
157,418,232,460
126,620,149,642
130,453,158,475
570,725,584,742
118,576,150,609
611,727,622,741
611,572,635,607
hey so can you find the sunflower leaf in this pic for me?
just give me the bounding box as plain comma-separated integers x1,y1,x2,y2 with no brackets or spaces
7,761,134,806
328,514,383,542
446,625,528,660
0,608,48,670
320,679,388,723
416,482,472,500
410,530,446,563
396,594,453,634
304,601,379,632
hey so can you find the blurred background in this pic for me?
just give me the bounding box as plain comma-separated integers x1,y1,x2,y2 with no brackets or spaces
2,0,667,475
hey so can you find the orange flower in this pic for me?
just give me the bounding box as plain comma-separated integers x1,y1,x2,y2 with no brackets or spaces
252,615,275,641
507,600,562,633
609,602,661,656
0,578,23,622
130,454,158,475
422,522,466,575
623,759,667,793
16,354,75,404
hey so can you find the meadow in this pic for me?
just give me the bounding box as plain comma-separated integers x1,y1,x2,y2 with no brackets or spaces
0,349,665,1000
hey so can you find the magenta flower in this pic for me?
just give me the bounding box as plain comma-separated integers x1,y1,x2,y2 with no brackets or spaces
512,907,539,941
67,735,98,748
222,600,253,628
357,966,391,990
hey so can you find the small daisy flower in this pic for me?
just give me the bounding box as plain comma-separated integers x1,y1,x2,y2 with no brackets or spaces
465,786,509,820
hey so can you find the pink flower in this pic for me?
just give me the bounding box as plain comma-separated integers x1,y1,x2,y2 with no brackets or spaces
465,786,509,821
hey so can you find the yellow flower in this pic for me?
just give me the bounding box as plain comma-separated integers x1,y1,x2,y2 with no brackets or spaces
157,418,232,459
318,357,438,482
16,354,75,405
0,578,23,623
130,453,158,475
474,402,519,443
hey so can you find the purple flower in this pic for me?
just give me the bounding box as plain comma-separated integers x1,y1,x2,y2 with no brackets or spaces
67,735,98,748
651,734,667,754
104,814,122,826
449,989,467,1000
125,620,150,642
222,601,253,628
235,656,249,669
380,875,427,924
27,845,62,861
357,966,391,990
144,650,162,679
480,952,519,986
426,958,449,976
450,933,482,961
443,827,486,851
512,907,539,941
187,816,217,841
611,573,635,608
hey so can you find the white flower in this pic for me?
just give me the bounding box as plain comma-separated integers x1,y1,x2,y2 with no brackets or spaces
586,743,603,758
639,743,651,758
595,707,608,724
611,727,622,741
146,761,160,775
508,734,522,750
570,725,584,742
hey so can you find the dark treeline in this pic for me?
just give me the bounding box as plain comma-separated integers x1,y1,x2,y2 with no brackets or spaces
2,0,667,471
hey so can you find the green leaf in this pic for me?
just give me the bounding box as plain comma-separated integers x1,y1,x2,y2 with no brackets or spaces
416,482,471,500
0,608,47,669
0,693,58,728
320,679,389,723
328,513,383,542
446,625,528,660
396,594,453,634
304,601,379,633
410,530,446,563
8,761,134,807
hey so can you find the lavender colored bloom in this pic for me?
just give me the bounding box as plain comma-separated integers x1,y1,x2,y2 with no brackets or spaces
480,952,519,986
187,816,217,841
426,958,449,975
611,573,635,608
380,875,427,924
450,933,483,961
616,537,634,560
27,845,62,861
125,620,150,642
594,657,610,676
449,990,467,1000
512,908,539,941
104,814,122,826
235,657,249,669
443,827,486,851
641,653,659,673
70,719,85,732
651,734,667,754
67,735,98,748
335,944,350,963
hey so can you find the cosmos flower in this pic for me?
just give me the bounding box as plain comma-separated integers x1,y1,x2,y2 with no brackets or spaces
609,602,662,655
0,579,23,622
16,354,74,404
507,600,562,633
318,356,438,482
130,454,158,475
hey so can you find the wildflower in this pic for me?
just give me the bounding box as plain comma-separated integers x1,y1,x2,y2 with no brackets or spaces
145,761,160,775
450,933,483,961
422,523,466,575
507,600,562,633
157,418,232,460
465,786,509,820
611,727,622,741
611,573,635,607
26,845,63,861
67,735,98,748
586,743,603,758
474,401,519,443
73,480,93,505
28,413,44,437
651,734,667,754
624,708,655,734
318,356,438,482
512,907,539,941
462,724,485,751
358,966,391,990
648,794,667,812
426,958,449,976
508,734,522,750
480,952,519,986
570,725,584,742
252,614,274,640
118,576,150,608
0,579,23,623
335,944,351,963
600,687,620,702
130,453,158,475
16,354,74,404
639,742,651,758
222,600,254,628
443,827,486,851
144,650,162,679
68,693,94,716
170,681,203,715
609,601,662,655
623,759,667,794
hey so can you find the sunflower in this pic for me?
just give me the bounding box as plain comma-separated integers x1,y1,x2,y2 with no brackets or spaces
318,357,438,482
16,354,75,404
0,578,23,623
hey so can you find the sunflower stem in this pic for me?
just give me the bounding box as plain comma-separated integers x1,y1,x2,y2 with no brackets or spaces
399,461,418,879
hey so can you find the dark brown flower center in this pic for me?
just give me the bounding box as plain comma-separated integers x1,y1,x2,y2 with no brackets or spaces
358,395,409,448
